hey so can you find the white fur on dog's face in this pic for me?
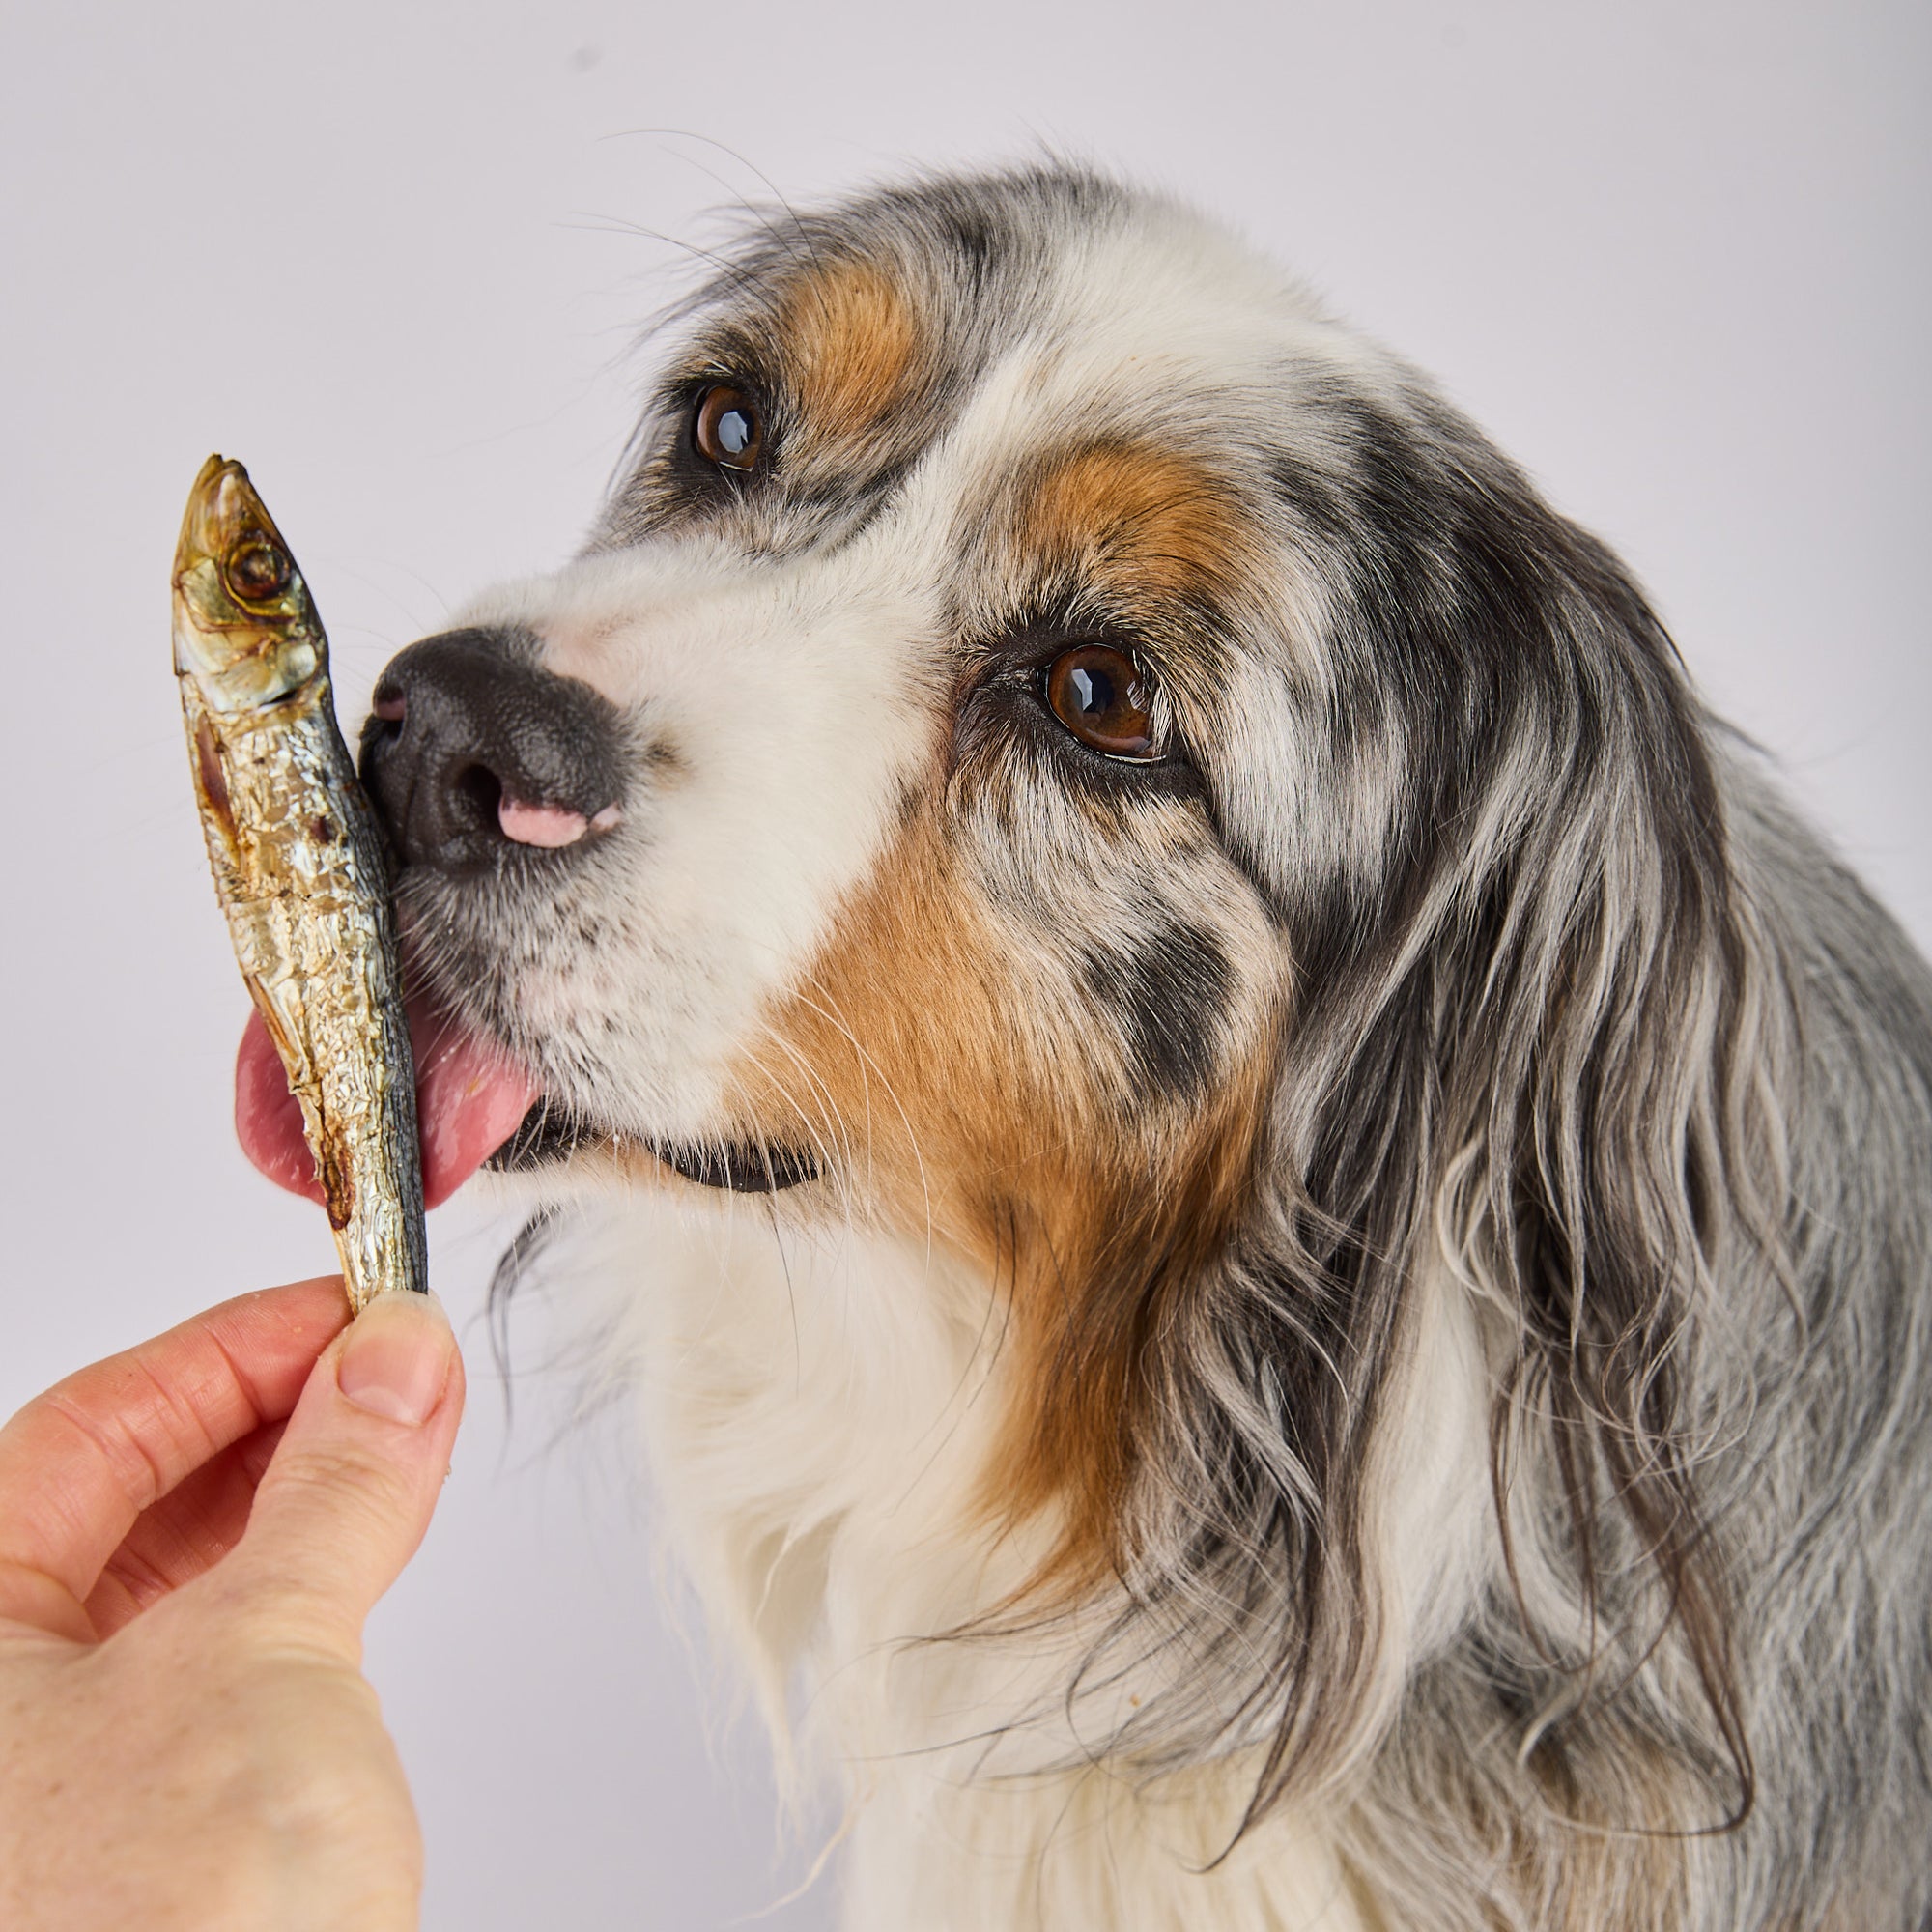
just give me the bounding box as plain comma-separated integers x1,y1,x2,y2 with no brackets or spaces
447,528,951,1142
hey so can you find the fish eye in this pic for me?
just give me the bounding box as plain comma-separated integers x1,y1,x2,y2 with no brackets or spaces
226,539,291,604
693,385,764,472
1042,644,1161,760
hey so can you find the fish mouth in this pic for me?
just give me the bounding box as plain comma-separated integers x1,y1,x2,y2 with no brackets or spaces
488,1102,821,1192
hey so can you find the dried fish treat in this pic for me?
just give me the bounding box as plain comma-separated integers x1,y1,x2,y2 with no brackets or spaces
173,456,426,1311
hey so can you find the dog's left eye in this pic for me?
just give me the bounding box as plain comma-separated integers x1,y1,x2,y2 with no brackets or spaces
693,385,764,471
1042,645,1161,760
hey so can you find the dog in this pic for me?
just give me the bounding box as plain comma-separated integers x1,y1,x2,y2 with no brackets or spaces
251,163,1932,1927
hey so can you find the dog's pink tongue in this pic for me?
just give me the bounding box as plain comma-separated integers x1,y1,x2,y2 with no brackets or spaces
235,1002,538,1210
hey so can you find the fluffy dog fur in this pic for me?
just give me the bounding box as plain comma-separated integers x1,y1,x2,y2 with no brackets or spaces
390,166,1932,1927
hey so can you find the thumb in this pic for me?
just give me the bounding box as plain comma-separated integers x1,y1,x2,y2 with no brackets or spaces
211,1288,465,1659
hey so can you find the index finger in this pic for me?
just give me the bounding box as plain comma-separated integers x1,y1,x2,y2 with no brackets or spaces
0,1277,349,1635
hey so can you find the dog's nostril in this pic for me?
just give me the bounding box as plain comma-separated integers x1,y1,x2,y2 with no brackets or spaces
372,690,406,723
455,762,503,825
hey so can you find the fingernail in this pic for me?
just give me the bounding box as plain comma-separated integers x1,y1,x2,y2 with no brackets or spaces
337,1291,455,1425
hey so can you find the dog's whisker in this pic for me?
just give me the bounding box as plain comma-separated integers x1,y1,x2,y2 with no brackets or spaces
734,1034,858,1236
792,977,936,1275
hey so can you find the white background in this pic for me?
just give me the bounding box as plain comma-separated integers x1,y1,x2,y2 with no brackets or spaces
1,2,1925,1926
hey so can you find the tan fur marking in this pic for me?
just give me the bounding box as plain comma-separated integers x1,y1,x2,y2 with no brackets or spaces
718,803,1279,1600
775,257,921,441
724,807,1057,1256
1018,444,1255,606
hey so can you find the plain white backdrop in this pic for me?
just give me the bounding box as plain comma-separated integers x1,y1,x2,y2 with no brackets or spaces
2,2,1925,1925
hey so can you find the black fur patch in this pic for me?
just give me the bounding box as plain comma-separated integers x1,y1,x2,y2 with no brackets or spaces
1080,918,1235,1101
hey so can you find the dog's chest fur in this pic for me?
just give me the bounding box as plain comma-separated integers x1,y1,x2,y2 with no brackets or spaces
572,1195,1497,1930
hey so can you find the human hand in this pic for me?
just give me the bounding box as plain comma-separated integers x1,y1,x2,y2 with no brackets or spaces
0,1277,465,1932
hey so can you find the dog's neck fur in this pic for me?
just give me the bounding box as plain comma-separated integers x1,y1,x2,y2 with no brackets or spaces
568,1193,1492,1931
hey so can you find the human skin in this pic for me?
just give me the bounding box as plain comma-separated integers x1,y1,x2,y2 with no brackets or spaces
0,1276,465,1931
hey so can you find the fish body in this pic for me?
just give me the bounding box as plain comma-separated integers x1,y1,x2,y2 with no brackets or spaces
173,456,425,1310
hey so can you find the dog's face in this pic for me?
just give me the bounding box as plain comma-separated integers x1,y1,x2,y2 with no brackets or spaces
367,175,1397,1547
378,177,1326,1167
357,171,1732,1757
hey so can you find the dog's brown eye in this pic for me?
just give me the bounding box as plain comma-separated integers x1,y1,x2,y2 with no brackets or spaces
1044,645,1159,759
694,386,764,471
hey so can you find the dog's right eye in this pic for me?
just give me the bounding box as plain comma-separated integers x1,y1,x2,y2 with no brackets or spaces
1042,644,1161,760
693,386,764,471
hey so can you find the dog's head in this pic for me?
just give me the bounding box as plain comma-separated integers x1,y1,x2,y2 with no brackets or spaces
291,166,1764,1821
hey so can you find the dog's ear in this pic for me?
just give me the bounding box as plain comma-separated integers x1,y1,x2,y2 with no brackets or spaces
1425,535,1761,1826
1200,403,1767,1827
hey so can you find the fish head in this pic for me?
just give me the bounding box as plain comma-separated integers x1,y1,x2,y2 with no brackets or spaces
172,455,326,710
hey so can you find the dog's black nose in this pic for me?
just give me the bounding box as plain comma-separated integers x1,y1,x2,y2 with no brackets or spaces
359,628,628,876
